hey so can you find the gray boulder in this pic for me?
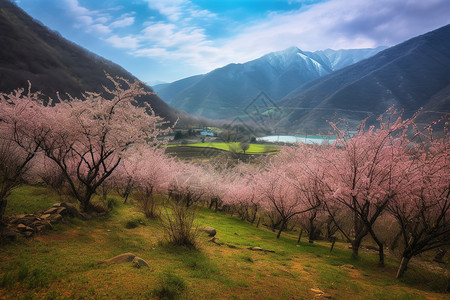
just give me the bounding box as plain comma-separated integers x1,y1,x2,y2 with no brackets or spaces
104,253,136,264
199,226,216,237
132,257,150,268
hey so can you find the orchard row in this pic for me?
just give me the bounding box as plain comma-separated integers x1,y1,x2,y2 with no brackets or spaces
0,77,448,279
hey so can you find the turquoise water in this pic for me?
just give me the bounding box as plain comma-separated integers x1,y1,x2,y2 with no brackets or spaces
257,135,336,144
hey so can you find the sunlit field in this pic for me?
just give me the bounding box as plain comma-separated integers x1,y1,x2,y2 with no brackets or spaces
1,187,448,299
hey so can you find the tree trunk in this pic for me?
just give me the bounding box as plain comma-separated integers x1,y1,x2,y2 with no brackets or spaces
351,239,361,259
390,231,402,251
0,199,7,223
369,228,385,267
123,192,129,204
330,237,337,252
297,229,303,244
396,256,411,279
80,200,89,213
80,192,94,213
308,229,315,243
276,219,286,239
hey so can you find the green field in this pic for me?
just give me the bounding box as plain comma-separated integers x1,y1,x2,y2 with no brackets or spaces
166,142,279,155
0,186,448,299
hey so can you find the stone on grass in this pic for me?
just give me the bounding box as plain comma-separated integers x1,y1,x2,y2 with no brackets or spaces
249,247,263,251
44,207,60,214
339,264,355,269
55,207,67,215
59,203,81,218
41,214,52,220
51,214,63,222
248,246,275,253
310,288,325,295
17,224,33,232
104,253,136,264
199,226,216,237
132,257,150,268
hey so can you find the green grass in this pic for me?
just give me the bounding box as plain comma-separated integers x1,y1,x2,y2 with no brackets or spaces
166,142,279,155
0,186,449,299
6,185,62,215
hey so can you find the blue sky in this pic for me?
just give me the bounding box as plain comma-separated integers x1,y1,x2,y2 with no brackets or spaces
14,0,450,84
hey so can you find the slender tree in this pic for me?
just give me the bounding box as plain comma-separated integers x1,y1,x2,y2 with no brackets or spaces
388,120,450,278
0,87,43,222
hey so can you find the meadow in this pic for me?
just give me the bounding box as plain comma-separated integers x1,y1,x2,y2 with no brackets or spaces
0,186,448,300
166,142,280,155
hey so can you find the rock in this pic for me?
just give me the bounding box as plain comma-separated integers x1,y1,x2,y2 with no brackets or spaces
310,288,325,295
249,247,263,251
59,203,81,218
199,226,216,237
44,207,60,214
51,214,63,222
104,253,136,264
132,257,150,268
32,221,43,227
36,225,46,232
340,264,355,269
17,216,37,226
40,214,52,220
55,207,67,215
15,214,26,220
248,246,275,253
17,223,28,231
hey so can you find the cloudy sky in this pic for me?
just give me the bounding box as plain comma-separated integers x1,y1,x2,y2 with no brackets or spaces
14,0,450,84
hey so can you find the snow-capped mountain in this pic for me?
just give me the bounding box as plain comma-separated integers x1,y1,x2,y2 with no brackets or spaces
278,24,450,134
154,46,386,119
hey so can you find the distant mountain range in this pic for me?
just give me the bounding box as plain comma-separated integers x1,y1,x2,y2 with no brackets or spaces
277,23,450,133
2,0,448,135
154,47,386,119
0,0,177,123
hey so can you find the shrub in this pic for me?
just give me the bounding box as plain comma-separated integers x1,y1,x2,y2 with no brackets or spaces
153,271,186,300
161,201,198,248
125,220,139,229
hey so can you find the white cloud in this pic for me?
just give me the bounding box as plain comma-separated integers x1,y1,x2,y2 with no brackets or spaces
64,0,136,36
143,0,216,22
65,0,109,34
101,0,450,81
87,23,111,35
105,34,140,49
208,0,450,66
110,16,135,28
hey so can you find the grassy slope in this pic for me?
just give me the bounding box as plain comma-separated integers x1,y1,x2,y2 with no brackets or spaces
0,186,448,299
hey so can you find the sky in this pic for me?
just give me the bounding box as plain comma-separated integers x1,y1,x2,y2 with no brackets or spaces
14,0,450,85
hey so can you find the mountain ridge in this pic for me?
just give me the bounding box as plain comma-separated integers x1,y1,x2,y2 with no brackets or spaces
154,46,386,119
277,23,450,133
0,0,178,122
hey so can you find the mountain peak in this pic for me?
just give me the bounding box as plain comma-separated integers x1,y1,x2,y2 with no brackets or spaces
155,45,385,119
